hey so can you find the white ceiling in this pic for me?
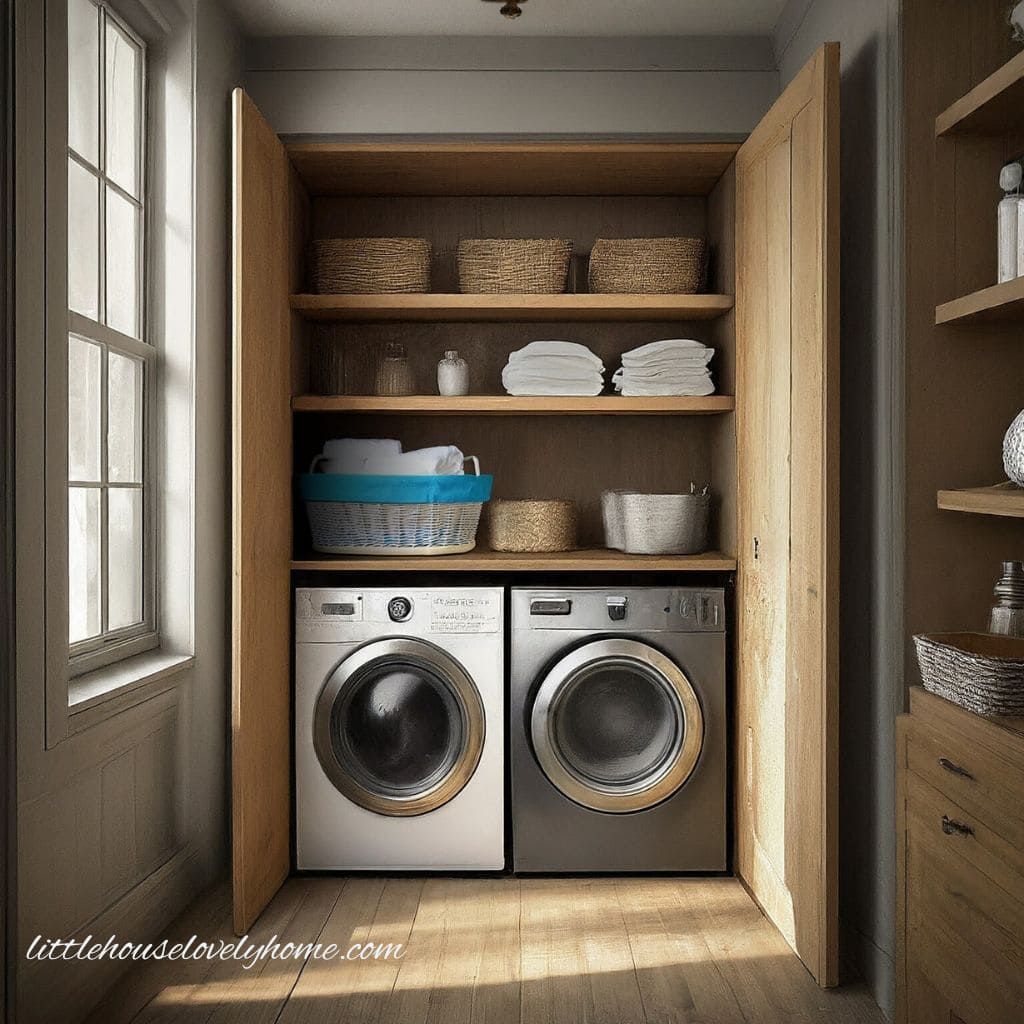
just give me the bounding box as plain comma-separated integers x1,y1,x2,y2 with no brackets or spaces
226,0,791,38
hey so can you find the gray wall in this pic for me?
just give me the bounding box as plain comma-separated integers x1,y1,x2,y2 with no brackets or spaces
775,1,902,1019
242,35,779,136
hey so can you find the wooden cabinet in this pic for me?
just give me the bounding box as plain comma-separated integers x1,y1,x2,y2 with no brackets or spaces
231,45,841,985
897,687,1024,1023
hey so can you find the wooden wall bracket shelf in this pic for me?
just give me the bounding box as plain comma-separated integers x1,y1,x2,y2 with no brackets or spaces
935,277,1024,326
937,483,1024,518
935,49,1024,136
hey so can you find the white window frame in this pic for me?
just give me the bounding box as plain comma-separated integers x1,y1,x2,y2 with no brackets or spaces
65,0,157,675
40,0,198,745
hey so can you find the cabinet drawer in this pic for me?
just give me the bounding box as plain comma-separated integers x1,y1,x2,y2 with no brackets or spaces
905,712,1024,854
906,773,1024,1024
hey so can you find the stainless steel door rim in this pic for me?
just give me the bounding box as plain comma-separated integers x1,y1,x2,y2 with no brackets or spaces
314,637,485,817
530,638,704,813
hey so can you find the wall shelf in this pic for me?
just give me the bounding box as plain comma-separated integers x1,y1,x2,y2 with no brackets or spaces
937,483,1024,518
290,293,735,323
935,276,1024,325
935,50,1024,136
292,394,735,415
291,549,738,572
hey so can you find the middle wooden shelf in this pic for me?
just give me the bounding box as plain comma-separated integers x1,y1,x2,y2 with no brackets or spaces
292,394,735,415
291,292,735,323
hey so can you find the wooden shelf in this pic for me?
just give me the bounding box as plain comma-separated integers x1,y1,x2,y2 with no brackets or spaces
290,293,735,323
285,141,741,197
935,277,1024,325
291,549,737,572
292,394,735,415
937,483,1024,518
935,50,1024,136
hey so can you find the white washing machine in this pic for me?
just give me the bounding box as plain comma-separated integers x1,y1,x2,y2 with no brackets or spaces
295,587,504,870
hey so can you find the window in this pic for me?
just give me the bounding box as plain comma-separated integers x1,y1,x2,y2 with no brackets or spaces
65,0,153,671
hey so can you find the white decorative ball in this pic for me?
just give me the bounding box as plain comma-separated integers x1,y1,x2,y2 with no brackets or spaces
1012,1,1024,43
1004,409,1024,486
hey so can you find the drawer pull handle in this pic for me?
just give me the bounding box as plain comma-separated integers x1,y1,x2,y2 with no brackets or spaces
941,815,974,838
938,757,973,780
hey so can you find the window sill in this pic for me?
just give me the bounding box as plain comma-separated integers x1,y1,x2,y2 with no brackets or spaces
68,649,194,731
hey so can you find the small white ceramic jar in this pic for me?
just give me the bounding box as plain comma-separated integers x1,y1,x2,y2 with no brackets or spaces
437,350,469,396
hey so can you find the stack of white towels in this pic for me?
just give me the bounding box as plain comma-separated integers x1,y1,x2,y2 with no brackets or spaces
312,438,467,475
501,341,605,397
612,339,715,397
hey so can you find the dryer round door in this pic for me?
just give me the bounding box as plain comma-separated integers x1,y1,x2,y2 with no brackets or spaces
530,638,704,813
313,637,485,817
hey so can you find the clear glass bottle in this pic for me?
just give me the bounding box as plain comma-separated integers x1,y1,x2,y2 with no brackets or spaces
437,350,469,396
374,342,415,397
990,560,1024,638
998,161,1024,283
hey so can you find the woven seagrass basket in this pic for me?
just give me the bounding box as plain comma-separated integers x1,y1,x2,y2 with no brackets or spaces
588,237,707,294
310,238,431,294
488,499,577,552
914,632,1024,716
457,239,572,294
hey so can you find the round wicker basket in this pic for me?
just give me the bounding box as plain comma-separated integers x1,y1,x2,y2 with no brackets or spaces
488,499,577,552
588,237,706,294
457,239,572,294
310,238,431,294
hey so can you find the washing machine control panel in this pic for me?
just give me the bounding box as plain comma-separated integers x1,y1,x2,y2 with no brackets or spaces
515,587,726,632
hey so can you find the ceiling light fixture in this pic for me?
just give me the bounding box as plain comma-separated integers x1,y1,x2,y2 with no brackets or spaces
483,0,527,20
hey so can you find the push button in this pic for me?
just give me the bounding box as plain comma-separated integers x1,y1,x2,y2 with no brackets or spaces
607,596,628,621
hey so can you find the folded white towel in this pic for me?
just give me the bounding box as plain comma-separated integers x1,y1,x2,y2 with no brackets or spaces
508,341,604,370
322,438,402,459
504,379,605,397
363,445,466,476
621,338,710,363
615,378,716,397
614,365,712,381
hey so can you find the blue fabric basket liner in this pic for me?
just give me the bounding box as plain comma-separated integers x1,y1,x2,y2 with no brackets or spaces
298,473,493,505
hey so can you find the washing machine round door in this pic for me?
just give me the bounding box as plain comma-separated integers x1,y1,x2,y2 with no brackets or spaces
530,638,703,813
314,637,485,817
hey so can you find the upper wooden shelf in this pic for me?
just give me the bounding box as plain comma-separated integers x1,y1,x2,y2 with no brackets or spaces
935,276,1024,325
285,142,741,197
291,293,735,323
935,50,1024,136
292,548,737,572
292,395,735,416
937,483,1024,518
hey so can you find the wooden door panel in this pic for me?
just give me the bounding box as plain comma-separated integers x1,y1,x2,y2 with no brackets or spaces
735,43,840,986
232,88,293,934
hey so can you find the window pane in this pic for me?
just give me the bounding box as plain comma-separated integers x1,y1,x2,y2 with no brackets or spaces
68,336,103,481
105,187,139,337
68,160,100,319
69,487,102,643
67,0,99,163
105,20,140,196
108,488,143,630
108,351,142,483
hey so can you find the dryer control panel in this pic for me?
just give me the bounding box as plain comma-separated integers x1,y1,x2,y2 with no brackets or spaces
514,587,726,633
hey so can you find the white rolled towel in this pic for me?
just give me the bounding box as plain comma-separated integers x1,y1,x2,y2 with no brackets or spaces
322,438,402,459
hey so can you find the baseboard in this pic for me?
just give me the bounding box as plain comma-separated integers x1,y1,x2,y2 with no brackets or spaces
17,844,213,1024
843,922,896,1021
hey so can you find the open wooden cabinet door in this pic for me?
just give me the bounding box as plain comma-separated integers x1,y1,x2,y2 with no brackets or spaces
231,89,294,934
734,43,840,986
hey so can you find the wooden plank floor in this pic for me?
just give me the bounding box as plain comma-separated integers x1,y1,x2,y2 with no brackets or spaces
86,877,884,1024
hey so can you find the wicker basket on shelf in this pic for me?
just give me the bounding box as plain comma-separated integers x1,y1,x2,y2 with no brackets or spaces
588,237,707,294
310,238,431,294
488,499,577,552
914,632,1024,716
457,239,572,294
